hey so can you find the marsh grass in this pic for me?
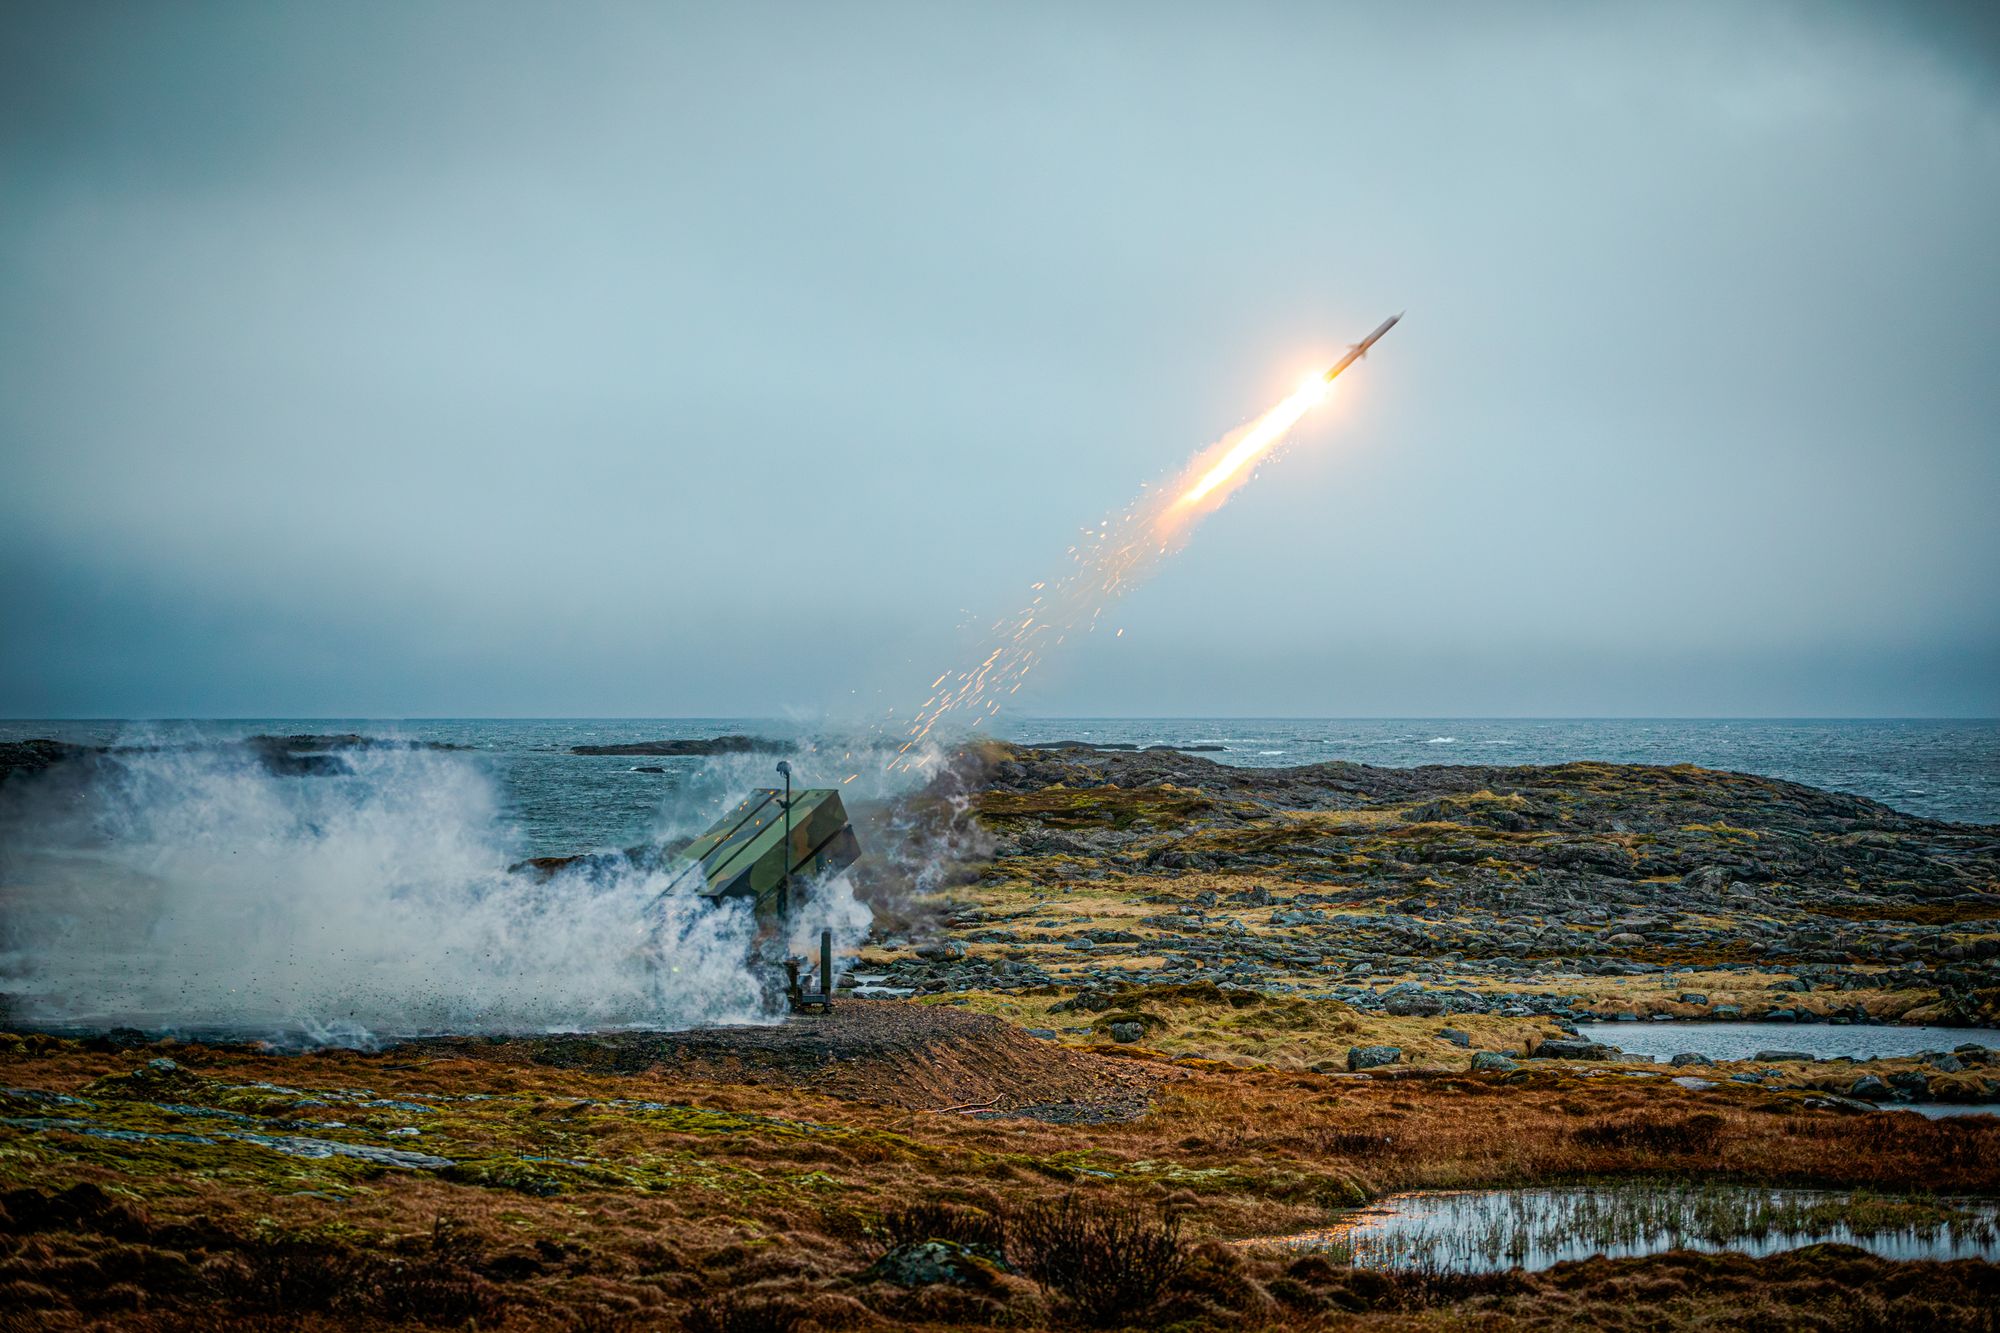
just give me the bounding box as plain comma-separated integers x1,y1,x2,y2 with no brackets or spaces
1011,1193,1188,1326
878,1199,1008,1256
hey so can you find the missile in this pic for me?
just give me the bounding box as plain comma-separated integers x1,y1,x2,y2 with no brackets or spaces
1321,312,1402,383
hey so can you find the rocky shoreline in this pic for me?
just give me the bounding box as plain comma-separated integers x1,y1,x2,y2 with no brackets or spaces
856,742,2000,1102
0,734,467,788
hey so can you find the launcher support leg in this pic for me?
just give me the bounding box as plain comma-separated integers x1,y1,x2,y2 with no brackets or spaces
787,928,835,1014
820,928,835,1013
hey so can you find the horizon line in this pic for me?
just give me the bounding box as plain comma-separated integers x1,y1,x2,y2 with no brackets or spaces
5,715,1997,725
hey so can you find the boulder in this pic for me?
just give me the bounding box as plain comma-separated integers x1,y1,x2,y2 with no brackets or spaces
1848,1074,1893,1101
1530,1038,1617,1061
1108,1021,1144,1044
1439,1029,1472,1048
1347,1045,1402,1072
863,1240,995,1288
1799,1093,1878,1114
1471,1052,1519,1073
1669,1052,1714,1067
1752,1050,1816,1063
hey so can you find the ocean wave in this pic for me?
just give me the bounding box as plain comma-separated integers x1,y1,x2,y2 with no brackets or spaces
0,743,796,1043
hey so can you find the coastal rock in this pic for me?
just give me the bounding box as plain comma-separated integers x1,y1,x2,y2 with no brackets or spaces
1752,1050,1816,1064
1530,1039,1617,1061
1347,1045,1402,1072
570,735,786,757
0,738,95,787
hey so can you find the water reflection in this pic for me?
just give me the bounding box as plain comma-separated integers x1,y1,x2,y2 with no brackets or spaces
1241,1184,2000,1273
1594,1022,2000,1064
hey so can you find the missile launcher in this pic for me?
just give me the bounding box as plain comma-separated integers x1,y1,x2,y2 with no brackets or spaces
663,786,859,919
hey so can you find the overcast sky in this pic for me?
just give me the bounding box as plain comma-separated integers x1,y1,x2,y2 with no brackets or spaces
2,1,1995,720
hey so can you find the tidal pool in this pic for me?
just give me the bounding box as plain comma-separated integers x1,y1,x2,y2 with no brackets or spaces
1242,1184,2000,1273
1591,1022,2000,1064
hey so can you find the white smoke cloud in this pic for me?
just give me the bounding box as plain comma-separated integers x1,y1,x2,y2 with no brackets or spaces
785,871,873,989
0,743,771,1044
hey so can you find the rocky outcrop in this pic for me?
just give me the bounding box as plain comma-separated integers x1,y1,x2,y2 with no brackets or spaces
0,739,95,787
867,745,2000,1027
1,734,465,789
571,735,787,756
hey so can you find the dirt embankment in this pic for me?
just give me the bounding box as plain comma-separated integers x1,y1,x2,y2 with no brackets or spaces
411,999,1167,1114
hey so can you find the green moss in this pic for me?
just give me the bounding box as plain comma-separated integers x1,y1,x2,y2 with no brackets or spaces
1124,1159,1368,1208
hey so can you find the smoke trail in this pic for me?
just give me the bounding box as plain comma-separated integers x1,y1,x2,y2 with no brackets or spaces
0,743,770,1043
895,373,1342,755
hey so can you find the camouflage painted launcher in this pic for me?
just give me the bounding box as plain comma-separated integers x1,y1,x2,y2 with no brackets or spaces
663,787,859,918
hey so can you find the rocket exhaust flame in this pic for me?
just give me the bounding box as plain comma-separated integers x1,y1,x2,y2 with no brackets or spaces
1173,373,1332,510
892,315,1402,763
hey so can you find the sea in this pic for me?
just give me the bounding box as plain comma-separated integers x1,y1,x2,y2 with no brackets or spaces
3,718,1995,859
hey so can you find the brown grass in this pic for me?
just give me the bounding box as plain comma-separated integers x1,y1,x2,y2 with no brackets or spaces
2,1031,1997,1332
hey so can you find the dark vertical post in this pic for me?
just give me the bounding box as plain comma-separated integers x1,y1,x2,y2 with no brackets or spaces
820,928,834,1010
776,760,793,922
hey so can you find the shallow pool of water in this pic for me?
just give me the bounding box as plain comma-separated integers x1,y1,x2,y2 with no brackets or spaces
1244,1184,2000,1272
1592,1022,2000,1064
1890,1104,2000,1120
